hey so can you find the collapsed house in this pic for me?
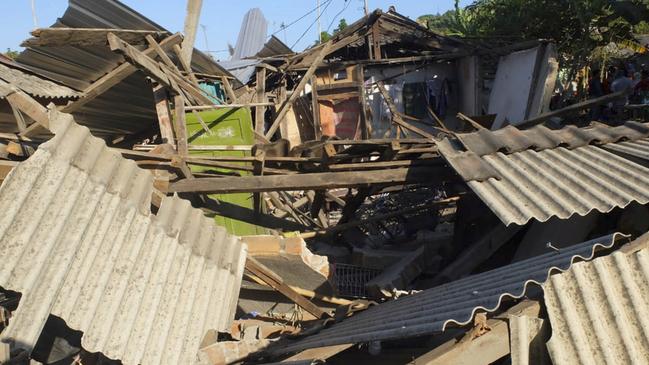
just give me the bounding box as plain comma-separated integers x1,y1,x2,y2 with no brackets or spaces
0,1,648,364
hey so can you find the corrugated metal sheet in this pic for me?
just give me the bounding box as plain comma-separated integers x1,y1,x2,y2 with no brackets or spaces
456,121,649,156
231,8,268,60
467,144,649,226
0,109,247,365
544,245,649,364
218,59,260,85
0,61,79,99
266,233,625,356
603,137,649,162
255,36,293,58
14,0,234,138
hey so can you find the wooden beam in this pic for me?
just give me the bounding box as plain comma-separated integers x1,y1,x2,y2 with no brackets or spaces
185,102,274,111
22,28,169,47
169,166,450,194
221,76,237,103
145,35,182,74
376,81,435,139
412,300,542,365
152,85,175,145
282,344,354,363
180,0,203,66
3,88,49,135
245,257,327,319
7,100,27,133
265,42,332,139
173,94,189,156
62,33,182,113
172,44,201,87
518,89,628,128
255,67,267,135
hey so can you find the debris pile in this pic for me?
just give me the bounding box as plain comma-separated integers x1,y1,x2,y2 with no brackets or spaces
0,1,648,364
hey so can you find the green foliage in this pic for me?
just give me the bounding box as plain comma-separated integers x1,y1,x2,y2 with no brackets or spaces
430,0,649,75
315,18,348,45
3,48,19,60
635,20,649,34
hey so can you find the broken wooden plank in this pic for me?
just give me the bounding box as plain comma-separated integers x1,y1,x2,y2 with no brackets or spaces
108,33,213,105
412,300,541,365
2,87,49,136
62,33,182,113
0,160,17,183
152,85,175,145
519,89,628,128
172,43,202,88
221,76,237,103
245,257,327,319
146,34,183,75
7,100,27,133
169,167,454,194
282,344,354,362
22,28,169,47
173,94,189,156
265,42,332,139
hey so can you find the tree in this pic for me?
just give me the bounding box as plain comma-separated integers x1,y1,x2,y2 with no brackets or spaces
315,18,349,45
427,0,647,81
3,48,19,60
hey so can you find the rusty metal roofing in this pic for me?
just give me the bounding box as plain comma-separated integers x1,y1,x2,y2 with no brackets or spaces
0,109,247,365
544,242,649,364
266,233,626,356
0,61,79,100
466,144,649,226
456,121,649,156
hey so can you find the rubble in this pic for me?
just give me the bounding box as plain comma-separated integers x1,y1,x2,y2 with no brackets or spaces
0,1,648,364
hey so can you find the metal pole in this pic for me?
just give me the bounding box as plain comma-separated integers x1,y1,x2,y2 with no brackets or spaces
30,0,39,29
364,0,369,16
317,0,322,43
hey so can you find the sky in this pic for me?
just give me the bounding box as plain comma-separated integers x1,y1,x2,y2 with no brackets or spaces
2,0,472,60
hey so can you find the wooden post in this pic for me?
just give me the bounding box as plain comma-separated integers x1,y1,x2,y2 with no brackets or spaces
356,65,369,139
371,21,382,60
255,67,267,134
173,95,189,156
221,76,237,103
265,42,332,140
153,84,175,145
311,76,322,140
180,0,203,66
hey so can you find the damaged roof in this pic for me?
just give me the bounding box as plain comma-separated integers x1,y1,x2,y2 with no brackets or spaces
266,233,626,356
544,238,649,364
0,59,79,100
0,110,247,364
288,8,467,70
14,0,234,138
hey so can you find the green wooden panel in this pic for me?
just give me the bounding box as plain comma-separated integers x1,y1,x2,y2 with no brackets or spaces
185,108,266,236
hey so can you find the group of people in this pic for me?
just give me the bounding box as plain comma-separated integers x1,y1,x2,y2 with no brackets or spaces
588,65,649,120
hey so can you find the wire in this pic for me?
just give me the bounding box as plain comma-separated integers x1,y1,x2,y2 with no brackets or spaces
270,0,332,38
326,0,351,33
291,0,334,49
